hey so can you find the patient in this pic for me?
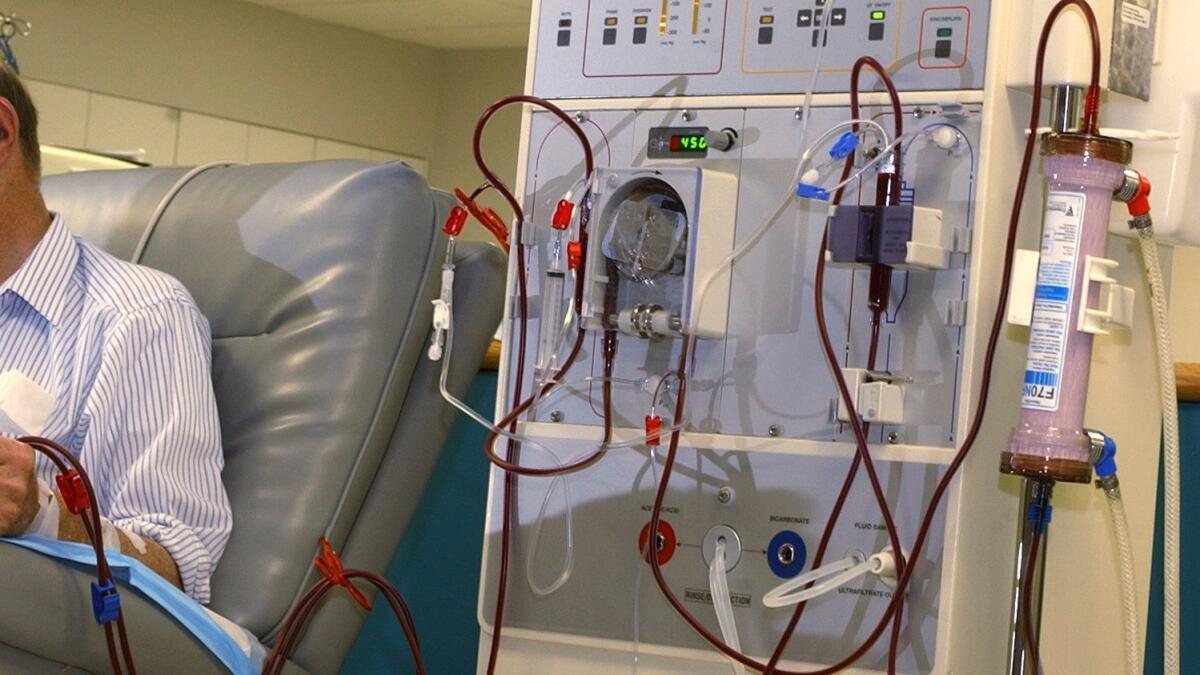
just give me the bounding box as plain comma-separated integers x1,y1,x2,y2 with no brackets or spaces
0,66,231,603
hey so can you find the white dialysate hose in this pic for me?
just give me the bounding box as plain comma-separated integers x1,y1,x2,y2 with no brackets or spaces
1136,226,1180,675
1101,481,1140,675
708,538,745,675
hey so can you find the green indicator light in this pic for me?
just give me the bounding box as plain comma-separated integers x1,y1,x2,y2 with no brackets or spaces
937,27,952,37
871,10,886,20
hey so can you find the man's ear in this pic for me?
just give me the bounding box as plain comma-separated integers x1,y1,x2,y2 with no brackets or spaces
0,98,21,170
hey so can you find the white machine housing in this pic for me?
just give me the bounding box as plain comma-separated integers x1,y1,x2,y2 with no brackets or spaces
479,1,1176,672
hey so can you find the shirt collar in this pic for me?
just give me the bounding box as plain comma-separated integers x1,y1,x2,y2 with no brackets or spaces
1,214,79,326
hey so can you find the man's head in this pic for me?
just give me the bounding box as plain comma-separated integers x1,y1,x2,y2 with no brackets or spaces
0,63,39,179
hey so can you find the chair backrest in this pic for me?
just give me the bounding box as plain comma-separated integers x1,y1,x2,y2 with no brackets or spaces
41,161,460,641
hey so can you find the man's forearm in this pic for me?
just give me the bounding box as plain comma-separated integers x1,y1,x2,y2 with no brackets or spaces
52,491,183,590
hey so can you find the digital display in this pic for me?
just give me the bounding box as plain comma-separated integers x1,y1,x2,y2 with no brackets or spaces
670,134,708,152
648,126,709,158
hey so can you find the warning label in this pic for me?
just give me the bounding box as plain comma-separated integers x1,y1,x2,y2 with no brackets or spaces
1021,191,1086,412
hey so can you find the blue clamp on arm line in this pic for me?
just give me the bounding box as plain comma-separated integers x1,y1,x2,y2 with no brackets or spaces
92,580,121,624
1026,501,1053,535
797,183,831,201
1094,435,1118,479
829,131,860,160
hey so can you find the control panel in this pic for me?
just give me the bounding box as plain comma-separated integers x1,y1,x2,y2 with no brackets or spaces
532,0,992,98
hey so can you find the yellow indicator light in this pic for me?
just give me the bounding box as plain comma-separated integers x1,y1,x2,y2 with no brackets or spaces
635,15,648,25
605,17,618,26
760,15,774,25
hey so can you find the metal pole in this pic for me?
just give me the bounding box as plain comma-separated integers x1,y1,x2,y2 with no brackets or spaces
1008,479,1051,675
1049,84,1085,133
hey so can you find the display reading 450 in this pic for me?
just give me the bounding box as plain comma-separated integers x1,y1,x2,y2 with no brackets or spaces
648,126,710,158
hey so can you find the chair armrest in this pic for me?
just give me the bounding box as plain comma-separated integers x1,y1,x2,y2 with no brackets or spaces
0,542,309,674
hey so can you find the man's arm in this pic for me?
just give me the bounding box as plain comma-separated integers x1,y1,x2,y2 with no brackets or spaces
54,489,183,589
0,437,183,588
81,294,231,603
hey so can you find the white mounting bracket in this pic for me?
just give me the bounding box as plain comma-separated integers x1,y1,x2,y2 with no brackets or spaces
836,368,905,426
901,206,950,270
1006,249,1041,327
1077,255,1135,335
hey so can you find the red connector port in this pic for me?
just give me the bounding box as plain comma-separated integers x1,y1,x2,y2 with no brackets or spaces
638,519,677,566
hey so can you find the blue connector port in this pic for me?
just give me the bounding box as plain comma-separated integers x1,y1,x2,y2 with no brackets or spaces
767,530,807,579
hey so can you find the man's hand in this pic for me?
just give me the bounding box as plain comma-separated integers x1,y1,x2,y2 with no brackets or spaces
0,437,38,536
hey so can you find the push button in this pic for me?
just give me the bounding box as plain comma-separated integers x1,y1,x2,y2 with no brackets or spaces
758,26,774,44
633,27,647,44
797,9,812,27
935,39,952,58
602,27,617,45
868,22,885,40
831,8,846,26
557,30,570,47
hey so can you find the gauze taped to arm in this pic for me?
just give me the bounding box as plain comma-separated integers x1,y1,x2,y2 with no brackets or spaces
0,370,55,436
4,371,147,554
23,478,58,540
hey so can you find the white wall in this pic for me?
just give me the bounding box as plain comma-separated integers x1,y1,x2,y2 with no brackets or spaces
27,79,426,172
1171,247,1200,363
7,0,449,173
427,48,528,243
4,0,442,158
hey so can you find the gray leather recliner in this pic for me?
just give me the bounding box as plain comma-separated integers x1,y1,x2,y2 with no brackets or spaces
0,161,505,673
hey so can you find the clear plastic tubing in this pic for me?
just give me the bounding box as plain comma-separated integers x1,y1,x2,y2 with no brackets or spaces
1001,132,1132,483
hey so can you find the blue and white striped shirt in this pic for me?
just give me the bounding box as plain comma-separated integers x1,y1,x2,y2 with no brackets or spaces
6,214,231,604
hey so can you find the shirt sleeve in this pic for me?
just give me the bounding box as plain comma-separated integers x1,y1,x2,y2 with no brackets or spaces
79,292,231,604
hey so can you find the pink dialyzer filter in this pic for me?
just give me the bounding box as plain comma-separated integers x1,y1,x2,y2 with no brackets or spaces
1000,132,1132,483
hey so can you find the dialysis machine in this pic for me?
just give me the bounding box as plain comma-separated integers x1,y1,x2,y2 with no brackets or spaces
474,0,1196,672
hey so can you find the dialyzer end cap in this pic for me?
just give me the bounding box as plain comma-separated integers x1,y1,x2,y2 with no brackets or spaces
1041,131,1133,166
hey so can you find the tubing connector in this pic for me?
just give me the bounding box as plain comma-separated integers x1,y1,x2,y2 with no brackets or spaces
1087,429,1121,494
1114,169,1153,231
797,183,831,201
1026,480,1054,535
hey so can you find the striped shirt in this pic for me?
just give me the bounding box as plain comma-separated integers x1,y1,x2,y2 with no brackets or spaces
6,214,231,604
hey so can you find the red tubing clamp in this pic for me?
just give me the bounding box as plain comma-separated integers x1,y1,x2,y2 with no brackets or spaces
551,200,575,230
453,188,511,252
443,205,468,237
567,241,583,271
56,469,88,515
314,537,372,611
645,415,663,446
